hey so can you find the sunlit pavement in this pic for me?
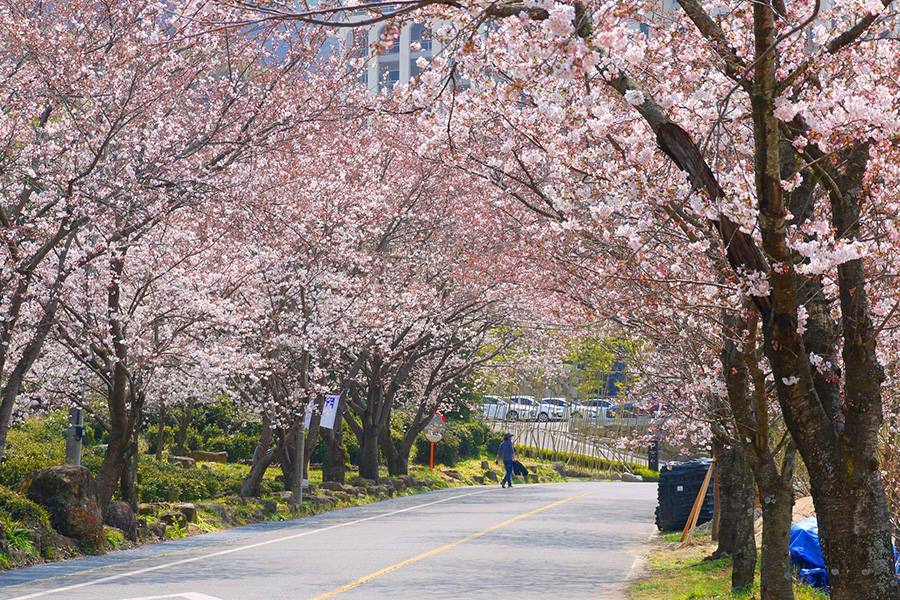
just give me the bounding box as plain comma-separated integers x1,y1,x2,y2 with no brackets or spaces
0,482,656,600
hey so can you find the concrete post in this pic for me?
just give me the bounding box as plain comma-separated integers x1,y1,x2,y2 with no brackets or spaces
65,407,84,466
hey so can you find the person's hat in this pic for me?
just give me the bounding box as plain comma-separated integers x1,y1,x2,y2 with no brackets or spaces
504,433,512,440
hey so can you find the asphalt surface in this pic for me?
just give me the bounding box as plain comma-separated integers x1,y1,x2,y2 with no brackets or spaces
0,481,657,600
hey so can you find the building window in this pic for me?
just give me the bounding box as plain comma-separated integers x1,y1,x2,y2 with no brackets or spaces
410,23,432,51
379,60,400,90
377,26,400,55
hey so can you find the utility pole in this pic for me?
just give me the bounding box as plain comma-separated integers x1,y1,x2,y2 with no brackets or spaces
66,409,85,466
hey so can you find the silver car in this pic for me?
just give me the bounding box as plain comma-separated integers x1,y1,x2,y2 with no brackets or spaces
481,396,509,420
536,397,569,421
505,396,536,421
571,398,614,423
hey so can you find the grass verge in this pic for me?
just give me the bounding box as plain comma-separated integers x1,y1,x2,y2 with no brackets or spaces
627,533,828,600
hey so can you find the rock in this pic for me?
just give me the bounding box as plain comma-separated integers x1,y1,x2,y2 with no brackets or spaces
159,511,187,528
137,502,166,516
198,502,232,523
483,470,499,482
260,499,278,514
190,450,228,463
349,476,377,488
621,472,644,482
441,469,463,480
320,481,345,492
551,462,567,477
24,465,104,549
104,501,137,540
148,521,167,538
186,523,203,536
473,475,485,485
276,491,294,502
308,495,337,507
332,491,351,503
481,460,490,470
175,503,198,524
168,455,196,469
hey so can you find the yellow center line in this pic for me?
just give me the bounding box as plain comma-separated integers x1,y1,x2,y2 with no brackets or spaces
311,492,588,600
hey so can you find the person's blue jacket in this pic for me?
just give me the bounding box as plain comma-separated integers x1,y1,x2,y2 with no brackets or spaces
498,439,514,461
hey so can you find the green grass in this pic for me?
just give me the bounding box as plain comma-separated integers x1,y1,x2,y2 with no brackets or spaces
103,527,128,550
1,515,36,556
628,534,829,600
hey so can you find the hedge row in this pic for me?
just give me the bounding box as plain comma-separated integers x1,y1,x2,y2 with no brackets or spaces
413,420,495,467
515,445,659,480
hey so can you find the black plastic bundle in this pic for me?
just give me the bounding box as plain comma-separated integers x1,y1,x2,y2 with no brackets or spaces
654,458,715,531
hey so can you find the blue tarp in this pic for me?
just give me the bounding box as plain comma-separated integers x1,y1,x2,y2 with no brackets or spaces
790,517,828,588
789,516,900,590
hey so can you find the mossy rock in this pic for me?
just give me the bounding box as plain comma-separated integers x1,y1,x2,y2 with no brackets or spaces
23,465,104,552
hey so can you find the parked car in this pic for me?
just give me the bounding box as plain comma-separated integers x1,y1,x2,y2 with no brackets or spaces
571,398,614,422
536,397,569,422
607,402,639,419
481,396,509,420
505,396,536,421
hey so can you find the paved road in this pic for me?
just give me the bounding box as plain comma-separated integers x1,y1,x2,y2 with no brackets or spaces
0,482,656,600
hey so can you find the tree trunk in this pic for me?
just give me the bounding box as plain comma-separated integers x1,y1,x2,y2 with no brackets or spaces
0,294,61,461
387,448,409,476
709,440,756,591
174,400,193,456
729,451,757,592
155,403,166,461
759,485,795,600
241,414,274,498
357,427,380,481
119,427,139,511
711,439,739,557
291,425,304,505
812,475,899,600
279,427,297,491
323,409,346,484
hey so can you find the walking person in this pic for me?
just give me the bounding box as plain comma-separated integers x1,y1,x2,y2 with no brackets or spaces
496,433,515,488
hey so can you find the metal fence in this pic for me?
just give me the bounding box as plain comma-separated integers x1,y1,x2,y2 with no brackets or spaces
477,402,652,469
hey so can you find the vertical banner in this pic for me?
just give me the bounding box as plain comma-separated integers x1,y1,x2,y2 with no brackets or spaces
303,398,316,429
320,394,340,430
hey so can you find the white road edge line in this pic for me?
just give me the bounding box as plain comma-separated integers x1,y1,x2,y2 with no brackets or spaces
7,488,494,600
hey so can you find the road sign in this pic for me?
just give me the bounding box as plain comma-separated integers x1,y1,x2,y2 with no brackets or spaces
424,414,445,443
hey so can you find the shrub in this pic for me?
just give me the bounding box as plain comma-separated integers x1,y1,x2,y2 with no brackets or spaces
206,433,258,462
448,421,489,458
486,430,505,456
0,414,67,488
136,459,277,502
413,429,460,466
0,486,53,558
104,526,127,550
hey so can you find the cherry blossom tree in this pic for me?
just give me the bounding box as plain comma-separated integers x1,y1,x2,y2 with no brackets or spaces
1,0,341,506
229,0,899,595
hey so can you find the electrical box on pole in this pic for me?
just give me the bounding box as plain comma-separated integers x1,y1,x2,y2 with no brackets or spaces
66,407,84,466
